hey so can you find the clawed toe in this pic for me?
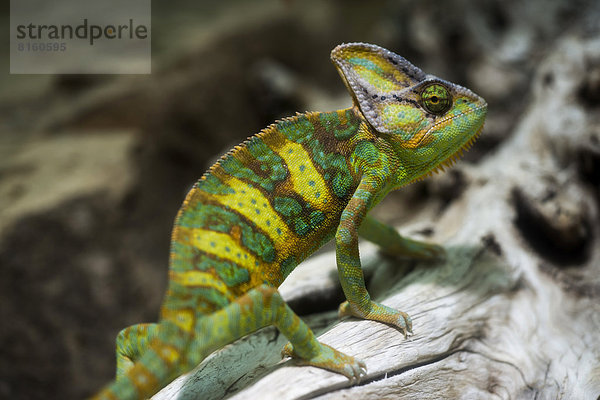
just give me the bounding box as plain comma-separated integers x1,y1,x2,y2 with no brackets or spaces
343,357,367,383
397,312,413,337
283,341,368,383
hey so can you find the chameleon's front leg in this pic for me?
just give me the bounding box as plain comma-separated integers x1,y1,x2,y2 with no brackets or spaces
359,215,445,261
336,177,412,336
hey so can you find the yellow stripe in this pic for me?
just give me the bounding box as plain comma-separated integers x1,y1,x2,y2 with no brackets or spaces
271,140,333,208
193,228,261,271
172,269,230,291
170,228,265,297
208,174,295,245
170,229,245,300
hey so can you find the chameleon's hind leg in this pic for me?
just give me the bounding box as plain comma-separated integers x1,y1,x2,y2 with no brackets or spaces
115,323,159,380
188,285,366,381
359,215,445,261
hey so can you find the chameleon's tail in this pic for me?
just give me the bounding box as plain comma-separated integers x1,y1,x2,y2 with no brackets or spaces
90,320,190,400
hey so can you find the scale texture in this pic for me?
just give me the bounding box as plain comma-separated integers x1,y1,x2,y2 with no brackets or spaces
91,42,487,400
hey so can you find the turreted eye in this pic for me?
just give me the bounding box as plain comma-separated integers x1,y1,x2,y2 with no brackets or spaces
420,83,452,115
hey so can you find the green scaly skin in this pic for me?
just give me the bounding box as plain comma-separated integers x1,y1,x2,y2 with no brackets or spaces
91,42,487,400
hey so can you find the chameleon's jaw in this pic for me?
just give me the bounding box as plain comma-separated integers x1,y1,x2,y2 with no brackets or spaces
406,120,485,186
426,122,484,176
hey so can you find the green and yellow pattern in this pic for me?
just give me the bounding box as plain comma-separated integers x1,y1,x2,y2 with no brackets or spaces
92,42,487,400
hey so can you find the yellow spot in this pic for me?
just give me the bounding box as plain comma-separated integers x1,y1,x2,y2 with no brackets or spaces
159,345,180,365
337,109,348,125
230,225,242,240
129,364,158,393
270,141,333,208
162,308,195,332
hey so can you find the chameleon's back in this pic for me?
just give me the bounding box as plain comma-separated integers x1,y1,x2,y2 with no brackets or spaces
165,108,365,315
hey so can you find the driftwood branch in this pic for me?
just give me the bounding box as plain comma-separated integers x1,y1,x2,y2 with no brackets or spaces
151,36,600,400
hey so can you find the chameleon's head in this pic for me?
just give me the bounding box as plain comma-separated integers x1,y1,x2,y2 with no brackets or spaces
331,43,487,186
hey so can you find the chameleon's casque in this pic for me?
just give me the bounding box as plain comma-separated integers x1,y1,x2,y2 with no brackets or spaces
92,43,486,400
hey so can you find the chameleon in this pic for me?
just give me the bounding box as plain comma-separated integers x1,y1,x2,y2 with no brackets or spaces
92,42,487,399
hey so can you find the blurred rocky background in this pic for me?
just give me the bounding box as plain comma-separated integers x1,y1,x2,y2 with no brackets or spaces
0,1,598,399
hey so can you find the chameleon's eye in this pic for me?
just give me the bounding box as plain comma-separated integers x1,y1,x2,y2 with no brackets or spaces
420,83,452,115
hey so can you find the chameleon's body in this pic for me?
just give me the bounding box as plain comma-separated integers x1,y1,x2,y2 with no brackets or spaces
92,43,486,399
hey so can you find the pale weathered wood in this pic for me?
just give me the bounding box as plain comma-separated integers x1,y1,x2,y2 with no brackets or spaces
154,35,600,400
